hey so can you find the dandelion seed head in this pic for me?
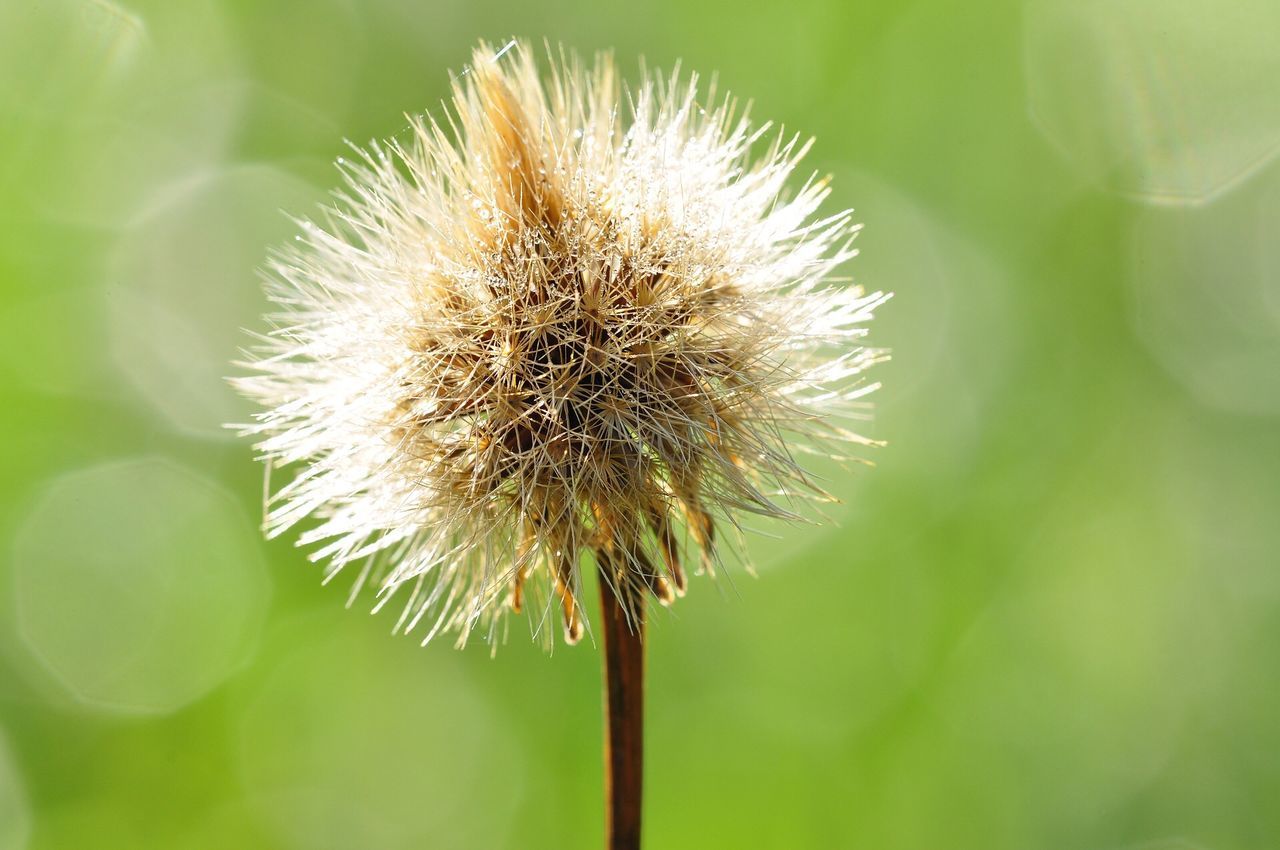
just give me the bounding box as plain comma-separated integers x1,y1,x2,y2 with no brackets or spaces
233,40,889,648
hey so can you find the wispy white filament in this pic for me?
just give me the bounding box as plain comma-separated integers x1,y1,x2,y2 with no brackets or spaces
233,41,889,648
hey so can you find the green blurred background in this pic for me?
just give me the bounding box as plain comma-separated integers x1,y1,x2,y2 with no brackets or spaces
2,1,1279,848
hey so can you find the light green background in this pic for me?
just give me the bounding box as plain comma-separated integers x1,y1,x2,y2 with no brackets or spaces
2,1,1279,848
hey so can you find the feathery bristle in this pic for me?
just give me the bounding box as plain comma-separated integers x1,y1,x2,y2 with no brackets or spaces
233,40,889,648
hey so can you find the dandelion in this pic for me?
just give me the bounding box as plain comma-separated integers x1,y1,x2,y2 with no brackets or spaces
233,39,887,849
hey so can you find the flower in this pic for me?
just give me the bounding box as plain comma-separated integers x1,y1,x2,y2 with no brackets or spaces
234,40,888,648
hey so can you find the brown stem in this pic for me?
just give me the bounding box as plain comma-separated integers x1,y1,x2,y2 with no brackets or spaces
599,574,644,850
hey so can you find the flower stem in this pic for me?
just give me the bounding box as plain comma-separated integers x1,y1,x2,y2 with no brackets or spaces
599,575,644,850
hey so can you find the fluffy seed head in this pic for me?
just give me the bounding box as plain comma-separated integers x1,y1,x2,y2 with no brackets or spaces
234,40,889,648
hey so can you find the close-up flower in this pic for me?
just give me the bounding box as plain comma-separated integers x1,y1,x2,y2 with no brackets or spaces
232,40,885,847
234,41,887,649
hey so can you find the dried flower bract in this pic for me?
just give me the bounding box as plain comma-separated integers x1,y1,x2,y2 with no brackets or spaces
234,40,889,648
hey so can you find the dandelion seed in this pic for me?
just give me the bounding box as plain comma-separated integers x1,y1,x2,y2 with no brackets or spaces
232,40,888,651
